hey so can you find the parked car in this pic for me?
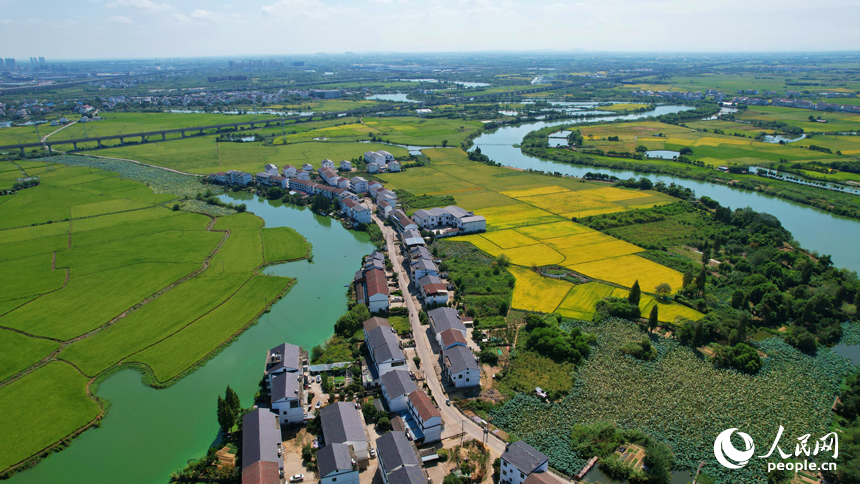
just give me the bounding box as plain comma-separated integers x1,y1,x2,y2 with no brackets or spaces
445,398,451,406
316,375,321,383
290,475,304,483
315,400,321,409
369,448,376,458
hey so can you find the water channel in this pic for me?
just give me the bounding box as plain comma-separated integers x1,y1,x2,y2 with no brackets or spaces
9,195,375,484
470,106,860,273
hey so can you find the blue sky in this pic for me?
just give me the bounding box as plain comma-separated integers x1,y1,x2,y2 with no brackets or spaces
1,0,858,59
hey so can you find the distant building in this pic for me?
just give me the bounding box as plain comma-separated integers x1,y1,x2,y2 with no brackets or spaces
264,163,278,175
321,159,335,170
350,177,369,193
340,160,352,171
282,165,298,178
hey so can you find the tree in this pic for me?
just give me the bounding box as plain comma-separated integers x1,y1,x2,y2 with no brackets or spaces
696,268,707,296
701,248,712,265
809,115,816,122
649,305,659,332
655,283,672,299
682,270,694,288
413,356,421,367
635,145,648,153
679,146,693,155
628,280,641,305
855,290,860,312
479,347,499,366
225,386,241,420
216,395,234,431
377,416,391,431
441,139,448,147
731,289,745,309
361,402,378,422
172,203,180,211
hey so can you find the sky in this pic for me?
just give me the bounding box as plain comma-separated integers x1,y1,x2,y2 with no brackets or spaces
1,0,859,60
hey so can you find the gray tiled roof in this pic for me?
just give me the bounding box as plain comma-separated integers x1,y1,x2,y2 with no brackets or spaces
412,258,437,272
366,326,405,363
443,345,479,374
320,402,366,445
381,370,417,400
387,465,425,484
417,274,442,287
266,343,301,375
270,371,301,405
376,431,419,472
428,307,464,334
317,443,353,478
502,441,548,474
241,409,282,470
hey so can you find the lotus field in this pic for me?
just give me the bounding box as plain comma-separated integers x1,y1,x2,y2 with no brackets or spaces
490,318,855,483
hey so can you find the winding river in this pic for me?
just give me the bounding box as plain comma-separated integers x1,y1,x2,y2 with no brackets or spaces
471,107,860,273
9,195,375,484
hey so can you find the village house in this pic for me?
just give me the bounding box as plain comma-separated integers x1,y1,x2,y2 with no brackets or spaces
227,170,253,186
427,307,467,347
500,441,550,484
282,165,298,178
380,369,418,413
376,431,426,484
321,159,335,170
405,390,443,444
377,150,395,164
400,229,425,248
377,199,393,219
270,175,287,189
270,371,304,425
289,178,317,195
438,328,467,351
320,402,371,464
255,172,275,186
417,275,448,307
317,443,359,484
412,206,486,234
391,210,418,232
340,160,352,171
410,257,438,283
367,162,380,174
354,267,390,313
296,170,311,180
335,177,351,189
389,161,401,172
341,198,372,224
441,345,480,388
350,177,369,193
241,409,283,484
210,172,228,184
264,163,278,175
263,343,302,386
364,151,387,167
363,317,407,380
320,167,339,186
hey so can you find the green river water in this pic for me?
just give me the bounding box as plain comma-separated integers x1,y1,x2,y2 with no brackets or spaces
8,194,375,484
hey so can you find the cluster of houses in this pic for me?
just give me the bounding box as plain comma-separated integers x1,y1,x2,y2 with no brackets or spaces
631,88,860,114
354,252,392,313
363,317,444,444
363,150,401,174
631,90,705,101
428,307,480,389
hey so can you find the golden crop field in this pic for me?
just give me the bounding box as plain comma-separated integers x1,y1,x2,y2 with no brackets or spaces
381,148,699,320
508,266,573,314
569,254,684,294
481,229,541,249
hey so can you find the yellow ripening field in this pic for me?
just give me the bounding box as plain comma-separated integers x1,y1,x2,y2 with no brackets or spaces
518,190,614,214
513,221,593,239
481,208,563,231
664,137,696,146
558,240,644,266
570,254,684,295
501,185,569,198
555,309,596,321
542,231,615,249
480,229,541,249
643,298,705,323
560,206,628,219
557,282,615,314
586,186,653,202
508,266,573,314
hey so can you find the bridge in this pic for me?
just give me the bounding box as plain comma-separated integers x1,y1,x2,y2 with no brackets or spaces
0,82,577,156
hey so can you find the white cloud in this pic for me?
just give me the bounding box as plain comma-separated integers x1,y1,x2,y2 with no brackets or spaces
107,0,173,13
260,0,350,19
107,15,132,23
190,9,215,20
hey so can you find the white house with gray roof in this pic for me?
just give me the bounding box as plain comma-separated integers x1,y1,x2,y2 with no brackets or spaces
376,431,425,484
317,443,358,484
321,402,370,463
270,371,305,425
427,307,467,347
264,343,302,387
364,320,407,380
380,370,418,413
500,441,549,484
364,151,387,167
350,177,369,193
241,409,283,484
321,159,335,170
441,344,480,388
411,206,486,234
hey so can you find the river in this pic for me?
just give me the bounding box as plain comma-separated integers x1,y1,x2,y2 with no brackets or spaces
8,195,375,484
470,107,860,273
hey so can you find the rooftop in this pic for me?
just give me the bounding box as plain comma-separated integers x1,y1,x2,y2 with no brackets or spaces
380,369,417,398
377,431,419,472
320,402,366,446
502,441,548,474
439,328,467,348
408,390,441,421
265,343,301,375
317,443,354,478
443,345,479,374
241,409,282,471
428,307,465,334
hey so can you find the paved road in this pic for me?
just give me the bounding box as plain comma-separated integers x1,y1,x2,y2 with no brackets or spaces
372,215,578,482
373,215,506,455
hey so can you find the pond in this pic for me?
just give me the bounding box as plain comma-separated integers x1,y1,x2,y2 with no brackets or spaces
646,150,681,159
365,93,420,103
470,105,860,273
831,344,860,365
8,196,375,484
582,465,694,484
